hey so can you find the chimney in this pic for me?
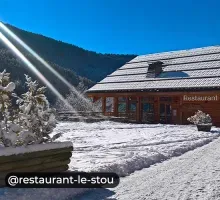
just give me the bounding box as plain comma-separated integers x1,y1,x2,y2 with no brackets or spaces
146,61,164,78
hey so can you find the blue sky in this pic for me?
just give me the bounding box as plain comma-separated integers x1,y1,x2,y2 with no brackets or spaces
0,0,219,55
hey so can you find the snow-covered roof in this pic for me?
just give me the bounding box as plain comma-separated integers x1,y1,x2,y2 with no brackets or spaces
87,46,220,93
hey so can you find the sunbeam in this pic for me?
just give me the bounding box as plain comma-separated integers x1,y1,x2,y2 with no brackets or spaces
0,31,79,114
0,22,94,108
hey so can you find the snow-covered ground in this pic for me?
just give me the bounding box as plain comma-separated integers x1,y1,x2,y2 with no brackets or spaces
76,133,220,200
0,121,219,200
53,121,219,176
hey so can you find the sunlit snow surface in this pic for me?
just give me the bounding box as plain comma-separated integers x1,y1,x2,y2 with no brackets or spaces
1,121,219,200
53,121,219,176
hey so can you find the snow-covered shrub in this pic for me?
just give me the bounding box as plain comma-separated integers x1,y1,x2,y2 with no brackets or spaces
0,70,18,147
187,110,212,125
55,82,102,112
0,71,57,147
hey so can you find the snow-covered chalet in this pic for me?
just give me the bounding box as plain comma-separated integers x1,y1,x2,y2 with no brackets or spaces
87,46,220,126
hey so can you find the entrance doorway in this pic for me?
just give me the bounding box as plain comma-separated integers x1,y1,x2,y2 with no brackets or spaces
159,97,172,124
128,97,137,121
159,103,172,124
140,97,154,123
141,103,154,123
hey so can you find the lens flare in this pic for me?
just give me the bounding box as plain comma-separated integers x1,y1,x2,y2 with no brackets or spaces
0,22,93,107
0,32,78,113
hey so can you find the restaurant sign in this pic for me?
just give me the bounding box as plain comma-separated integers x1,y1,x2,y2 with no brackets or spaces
183,95,218,102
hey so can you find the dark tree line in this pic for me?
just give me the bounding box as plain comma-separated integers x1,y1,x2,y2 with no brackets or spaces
1,23,136,82
0,23,136,105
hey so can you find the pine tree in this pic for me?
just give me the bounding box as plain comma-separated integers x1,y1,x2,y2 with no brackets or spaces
0,70,57,147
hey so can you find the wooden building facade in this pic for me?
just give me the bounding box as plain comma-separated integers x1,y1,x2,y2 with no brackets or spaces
87,46,220,126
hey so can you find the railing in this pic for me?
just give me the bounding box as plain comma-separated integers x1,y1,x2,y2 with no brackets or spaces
104,112,115,116
58,111,103,117
142,113,154,123
57,110,131,123
118,113,128,118
118,112,137,121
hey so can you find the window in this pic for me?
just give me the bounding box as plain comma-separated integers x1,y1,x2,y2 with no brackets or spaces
159,103,172,124
118,97,126,102
157,71,189,78
118,97,127,113
143,103,154,113
118,103,126,113
128,97,137,101
160,97,172,102
88,97,93,102
106,97,114,112
160,104,165,116
142,103,154,123
141,97,154,102
130,103,137,112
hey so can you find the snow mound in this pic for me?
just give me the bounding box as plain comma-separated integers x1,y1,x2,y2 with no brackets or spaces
96,153,167,176
95,138,215,177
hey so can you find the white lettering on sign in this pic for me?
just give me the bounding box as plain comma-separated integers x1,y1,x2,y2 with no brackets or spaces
183,95,218,102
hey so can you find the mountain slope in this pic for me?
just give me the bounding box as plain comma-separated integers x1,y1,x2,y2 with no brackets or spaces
0,23,136,104
0,24,136,82
0,48,94,104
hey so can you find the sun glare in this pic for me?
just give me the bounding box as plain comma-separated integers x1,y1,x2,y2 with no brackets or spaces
0,22,92,106
0,31,76,112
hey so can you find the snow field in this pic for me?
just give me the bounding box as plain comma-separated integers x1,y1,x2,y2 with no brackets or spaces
53,121,219,176
1,121,219,200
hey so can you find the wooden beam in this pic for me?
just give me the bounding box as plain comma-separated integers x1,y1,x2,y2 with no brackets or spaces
137,97,141,122
113,97,118,117
88,92,220,126
155,96,160,123
179,95,183,124
126,97,129,118
102,97,106,115
87,90,220,98
92,96,101,103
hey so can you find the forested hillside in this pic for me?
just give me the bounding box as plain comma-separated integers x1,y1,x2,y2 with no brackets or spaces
0,48,93,104
0,23,136,104
0,24,136,82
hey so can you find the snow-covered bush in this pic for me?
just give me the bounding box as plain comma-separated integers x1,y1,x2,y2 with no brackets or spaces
187,110,212,125
55,82,102,112
0,70,57,147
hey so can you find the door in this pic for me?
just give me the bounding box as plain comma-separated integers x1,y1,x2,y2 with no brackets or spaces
160,103,172,124
141,102,154,123
128,97,137,121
